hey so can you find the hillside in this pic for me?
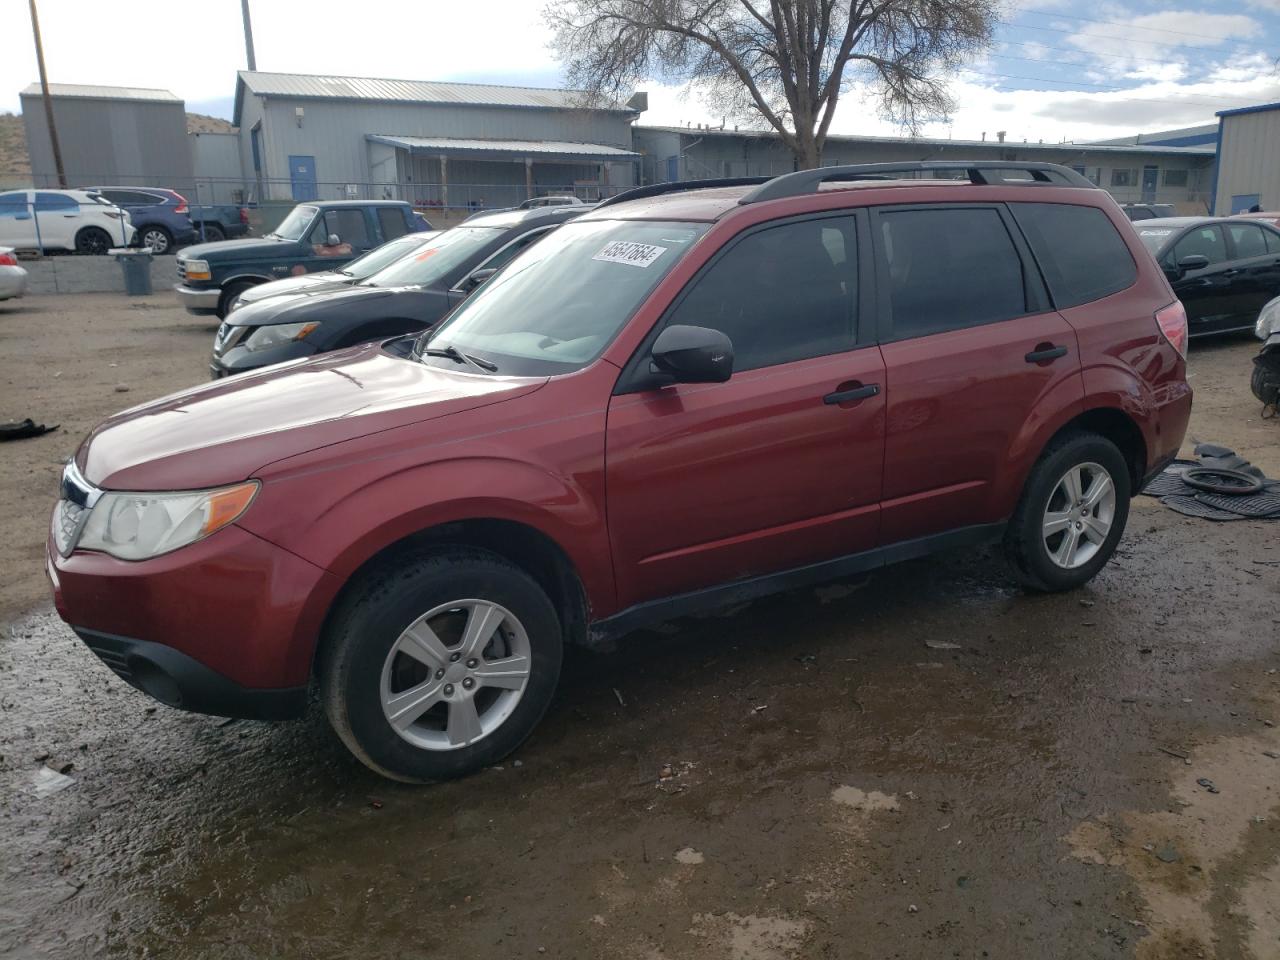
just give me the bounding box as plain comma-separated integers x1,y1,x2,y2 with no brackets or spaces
186,112,236,134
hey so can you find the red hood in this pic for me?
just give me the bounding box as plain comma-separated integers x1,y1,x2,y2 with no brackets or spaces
79,343,546,490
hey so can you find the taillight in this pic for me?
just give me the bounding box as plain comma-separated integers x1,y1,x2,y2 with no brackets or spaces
0,252,17,267
238,207,249,224
173,192,189,214
1156,300,1188,358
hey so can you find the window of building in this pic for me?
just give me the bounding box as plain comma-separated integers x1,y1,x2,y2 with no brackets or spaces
1163,169,1189,188
878,207,1028,338
1010,203,1137,308
665,216,858,371
1110,169,1136,188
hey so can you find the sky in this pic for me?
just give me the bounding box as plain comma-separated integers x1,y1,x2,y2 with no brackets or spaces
3,0,1279,144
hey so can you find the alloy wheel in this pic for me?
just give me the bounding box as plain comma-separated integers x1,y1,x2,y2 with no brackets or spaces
1042,461,1116,569
142,228,169,253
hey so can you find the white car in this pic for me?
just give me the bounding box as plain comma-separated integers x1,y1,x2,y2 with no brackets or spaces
0,189,135,255
0,246,27,300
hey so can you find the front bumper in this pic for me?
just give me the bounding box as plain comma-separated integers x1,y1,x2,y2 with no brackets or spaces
175,283,221,314
210,336,319,379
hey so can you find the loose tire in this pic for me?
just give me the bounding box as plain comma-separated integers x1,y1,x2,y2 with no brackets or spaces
320,547,563,783
1004,431,1131,592
217,279,258,319
139,225,173,254
74,227,111,255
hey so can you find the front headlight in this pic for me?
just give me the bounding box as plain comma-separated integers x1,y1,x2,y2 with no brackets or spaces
243,321,319,352
76,482,258,561
183,258,211,281
1257,297,1280,341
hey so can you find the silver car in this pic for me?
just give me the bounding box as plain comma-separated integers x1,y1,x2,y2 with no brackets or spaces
0,247,27,301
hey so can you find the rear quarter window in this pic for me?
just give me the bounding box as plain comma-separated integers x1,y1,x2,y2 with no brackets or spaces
1010,203,1137,309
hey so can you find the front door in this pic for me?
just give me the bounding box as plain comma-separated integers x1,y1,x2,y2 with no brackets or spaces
289,155,318,202
34,191,83,250
871,204,1083,544
605,214,885,608
1141,166,1158,203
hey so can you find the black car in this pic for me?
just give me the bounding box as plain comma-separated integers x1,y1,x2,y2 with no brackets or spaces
1134,217,1280,336
209,205,585,377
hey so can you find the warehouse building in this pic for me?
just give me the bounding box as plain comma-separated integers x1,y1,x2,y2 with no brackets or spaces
230,70,642,210
21,83,194,189
1212,101,1280,214
633,126,1217,213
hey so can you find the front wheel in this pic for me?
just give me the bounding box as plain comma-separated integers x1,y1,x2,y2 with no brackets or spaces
1004,431,1131,592
75,227,112,255
320,547,563,782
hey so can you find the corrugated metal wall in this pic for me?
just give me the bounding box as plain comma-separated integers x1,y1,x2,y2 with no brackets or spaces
20,94,194,188
188,132,243,202
1214,110,1280,214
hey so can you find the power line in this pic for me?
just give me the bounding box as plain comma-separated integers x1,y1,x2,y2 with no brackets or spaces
997,20,1243,54
1007,6,1244,42
961,70,1262,110
1000,37,1184,68
981,54,1256,105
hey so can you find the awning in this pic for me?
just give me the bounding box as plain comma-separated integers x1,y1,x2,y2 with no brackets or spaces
366,135,639,162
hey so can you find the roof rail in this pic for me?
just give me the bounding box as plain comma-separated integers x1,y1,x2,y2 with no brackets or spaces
595,176,772,210
738,161,1096,205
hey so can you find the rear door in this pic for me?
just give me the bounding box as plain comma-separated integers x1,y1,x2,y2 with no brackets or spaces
1162,224,1237,333
872,203,1083,545
1223,221,1280,325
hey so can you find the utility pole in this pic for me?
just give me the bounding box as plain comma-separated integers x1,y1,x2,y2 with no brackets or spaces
27,0,66,188
241,0,257,71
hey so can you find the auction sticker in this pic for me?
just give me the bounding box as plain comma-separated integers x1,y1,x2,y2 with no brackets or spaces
593,241,667,268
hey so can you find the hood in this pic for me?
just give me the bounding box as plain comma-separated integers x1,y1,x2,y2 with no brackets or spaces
181,236,292,261
78,343,547,490
226,282,405,327
237,271,347,307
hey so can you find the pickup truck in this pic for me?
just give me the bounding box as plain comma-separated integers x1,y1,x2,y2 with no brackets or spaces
175,200,433,318
190,204,251,243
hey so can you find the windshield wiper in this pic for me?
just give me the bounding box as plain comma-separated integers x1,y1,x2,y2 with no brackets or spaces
420,344,498,372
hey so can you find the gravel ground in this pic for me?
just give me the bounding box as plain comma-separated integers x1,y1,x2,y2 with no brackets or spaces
1,293,1278,960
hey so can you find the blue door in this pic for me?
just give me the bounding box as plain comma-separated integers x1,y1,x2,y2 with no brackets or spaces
289,155,318,201
666,155,680,182
1141,165,1158,203
1232,193,1261,214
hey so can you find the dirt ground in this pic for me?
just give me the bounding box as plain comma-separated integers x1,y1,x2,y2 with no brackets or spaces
1,293,1279,960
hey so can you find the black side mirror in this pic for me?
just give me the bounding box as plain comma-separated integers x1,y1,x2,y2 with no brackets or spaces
650,325,733,384
465,267,498,290
327,233,341,246
1177,254,1210,274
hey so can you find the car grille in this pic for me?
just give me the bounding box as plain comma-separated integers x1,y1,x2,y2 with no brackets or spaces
176,259,187,281
81,634,133,683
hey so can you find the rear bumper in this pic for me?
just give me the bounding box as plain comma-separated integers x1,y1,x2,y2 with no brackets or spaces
175,283,221,314
0,266,26,300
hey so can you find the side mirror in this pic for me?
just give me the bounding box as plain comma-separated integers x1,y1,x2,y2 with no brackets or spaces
327,233,341,246
650,324,733,384
1177,254,1210,274
465,267,498,290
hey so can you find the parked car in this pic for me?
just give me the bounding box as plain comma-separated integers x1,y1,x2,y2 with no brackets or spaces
48,162,1191,783
519,195,585,209
228,230,440,313
210,206,583,377
1232,210,1280,229
90,187,196,254
190,203,251,243
0,189,135,254
175,200,433,319
1133,216,1280,336
1121,203,1177,221
0,246,27,301
1252,295,1280,408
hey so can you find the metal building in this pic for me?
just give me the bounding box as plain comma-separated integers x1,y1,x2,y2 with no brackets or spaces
20,83,193,189
231,71,642,212
1212,101,1280,214
634,126,1217,213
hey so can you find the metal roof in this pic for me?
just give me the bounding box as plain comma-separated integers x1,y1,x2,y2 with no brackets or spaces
237,71,630,112
1217,100,1280,118
20,82,181,102
367,135,639,159
635,125,1217,157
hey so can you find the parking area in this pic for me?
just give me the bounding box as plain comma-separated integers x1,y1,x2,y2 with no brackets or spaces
1,294,1278,959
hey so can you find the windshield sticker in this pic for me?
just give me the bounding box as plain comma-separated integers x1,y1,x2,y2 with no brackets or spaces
592,241,668,268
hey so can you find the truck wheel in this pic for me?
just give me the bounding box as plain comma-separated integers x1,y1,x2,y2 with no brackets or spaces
217,279,258,318
198,224,225,243
320,547,563,783
1003,431,1131,592
74,227,112,255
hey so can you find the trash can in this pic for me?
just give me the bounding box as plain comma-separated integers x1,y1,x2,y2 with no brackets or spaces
115,250,153,296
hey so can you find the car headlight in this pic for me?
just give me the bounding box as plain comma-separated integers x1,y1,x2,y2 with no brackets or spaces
243,321,319,352
76,482,258,561
183,258,211,281
1257,297,1280,341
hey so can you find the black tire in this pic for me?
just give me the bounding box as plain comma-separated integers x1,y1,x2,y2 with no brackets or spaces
1003,431,1132,592
1181,467,1264,495
198,223,225,243
1252,354,1280,405
217,279,258,319
320,547,563,783
74,227,111,255
139,225,173,254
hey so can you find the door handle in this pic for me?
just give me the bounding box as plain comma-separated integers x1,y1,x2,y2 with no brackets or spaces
1221,269,1240,278
1025,344,1068,363
823,382,880,405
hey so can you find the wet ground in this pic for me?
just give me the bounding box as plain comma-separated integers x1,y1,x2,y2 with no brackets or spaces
1,297,1278,960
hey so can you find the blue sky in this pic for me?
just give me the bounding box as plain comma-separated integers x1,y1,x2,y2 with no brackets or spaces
4,0,1279,143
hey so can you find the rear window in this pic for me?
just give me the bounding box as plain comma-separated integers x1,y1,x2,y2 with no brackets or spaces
1010,203,1137,309
377,207,409,241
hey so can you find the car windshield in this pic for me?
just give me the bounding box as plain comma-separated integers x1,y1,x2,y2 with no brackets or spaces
1135,225,1177,256
364,226,501,288
340,233,435,278
271,205,319,240
419,219,709,377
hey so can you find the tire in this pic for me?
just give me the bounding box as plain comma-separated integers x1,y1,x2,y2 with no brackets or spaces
1253,353,1280,405
74,227,112,255
139,225,173,254
198,223,225,243
1003,431,1132,592
217,279,258,319
320,547,563,783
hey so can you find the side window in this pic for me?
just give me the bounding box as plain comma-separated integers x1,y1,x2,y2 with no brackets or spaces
1170,226,1227,267
665,216,857,373
878,207,1027,339
1266,228,1280,255
327,209,370,247
1010,202,1137,309
377,207,409,241
1227,222,1268,260
35,192,78,212
0,192,27,217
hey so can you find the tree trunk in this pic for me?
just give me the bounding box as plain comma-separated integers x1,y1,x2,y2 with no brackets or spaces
793,127,822,169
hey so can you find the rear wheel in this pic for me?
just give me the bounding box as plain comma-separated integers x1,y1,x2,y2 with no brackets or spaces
74,227,111,255
139,225,173,254
1004,431,1131,592
320,547,563,783
198,223,225,243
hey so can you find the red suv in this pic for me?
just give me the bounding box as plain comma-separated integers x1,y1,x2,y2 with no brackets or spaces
48,163,1192,782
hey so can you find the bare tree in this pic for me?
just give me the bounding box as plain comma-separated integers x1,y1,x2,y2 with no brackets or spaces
547,0,997,169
